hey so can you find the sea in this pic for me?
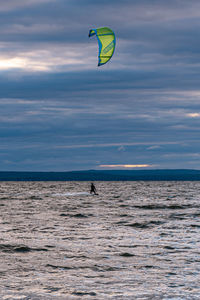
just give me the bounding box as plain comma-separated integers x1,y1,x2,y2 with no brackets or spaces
0,181,200,300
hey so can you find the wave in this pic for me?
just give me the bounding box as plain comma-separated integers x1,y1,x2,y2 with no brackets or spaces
0,244,48,253
60,213,90,218
119,252,135,257
72,291,96,296
125,220,164,229
133,204,194,210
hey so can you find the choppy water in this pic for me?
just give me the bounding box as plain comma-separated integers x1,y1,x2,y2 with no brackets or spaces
0,181,200,299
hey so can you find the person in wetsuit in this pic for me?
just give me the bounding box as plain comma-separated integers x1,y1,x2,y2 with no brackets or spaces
90,182,97,195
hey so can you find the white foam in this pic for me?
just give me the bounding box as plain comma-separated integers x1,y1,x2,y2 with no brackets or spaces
54,192,90,196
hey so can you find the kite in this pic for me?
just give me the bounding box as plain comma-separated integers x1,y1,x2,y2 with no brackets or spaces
88,27,116,66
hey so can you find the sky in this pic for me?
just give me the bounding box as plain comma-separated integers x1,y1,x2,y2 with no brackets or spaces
1,0,200,171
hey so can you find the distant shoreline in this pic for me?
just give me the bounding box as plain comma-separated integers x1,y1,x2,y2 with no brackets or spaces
0,169,200,181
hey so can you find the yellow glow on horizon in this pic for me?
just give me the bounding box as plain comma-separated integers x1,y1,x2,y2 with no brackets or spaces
99,164,151,168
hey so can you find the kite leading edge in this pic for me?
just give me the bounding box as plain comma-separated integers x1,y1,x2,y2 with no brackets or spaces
88,27,116,66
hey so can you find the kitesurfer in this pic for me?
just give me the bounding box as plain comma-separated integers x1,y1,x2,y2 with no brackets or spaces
90,183,97,195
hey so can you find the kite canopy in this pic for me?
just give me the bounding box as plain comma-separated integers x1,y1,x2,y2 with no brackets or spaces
88,27,116,66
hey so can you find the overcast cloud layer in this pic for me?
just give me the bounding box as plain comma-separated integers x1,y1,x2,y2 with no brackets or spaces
1,0,200,171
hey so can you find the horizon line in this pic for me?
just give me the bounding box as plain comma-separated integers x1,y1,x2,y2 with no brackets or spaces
0,168,200,173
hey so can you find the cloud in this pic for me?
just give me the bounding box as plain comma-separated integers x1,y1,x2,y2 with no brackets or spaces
0,0,55,12
186,113,200,118
54,141,180,150
118,145,125,151
0,0,200,170
147,145,161,150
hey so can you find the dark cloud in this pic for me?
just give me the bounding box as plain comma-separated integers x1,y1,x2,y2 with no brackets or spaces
0,0,200,170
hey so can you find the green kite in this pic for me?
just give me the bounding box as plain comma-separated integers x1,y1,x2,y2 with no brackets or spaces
89,27,116,66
